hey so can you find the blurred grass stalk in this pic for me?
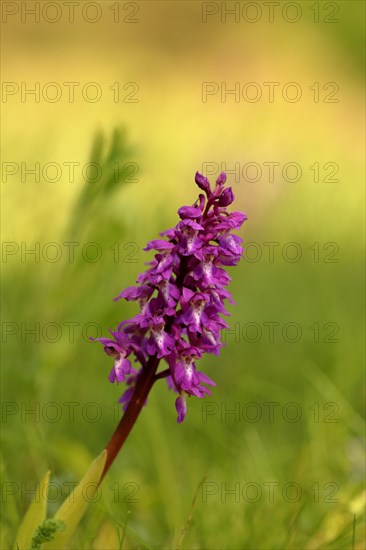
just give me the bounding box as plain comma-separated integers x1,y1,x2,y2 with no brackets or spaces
12,128,138,549
66,127,135,242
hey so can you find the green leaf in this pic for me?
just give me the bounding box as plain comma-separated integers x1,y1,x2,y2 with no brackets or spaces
14,470,51,550
43,450,107,549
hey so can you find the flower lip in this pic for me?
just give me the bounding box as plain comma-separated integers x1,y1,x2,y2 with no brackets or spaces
109,356,133,383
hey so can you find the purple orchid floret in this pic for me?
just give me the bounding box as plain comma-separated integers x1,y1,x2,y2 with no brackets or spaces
97,172,246,422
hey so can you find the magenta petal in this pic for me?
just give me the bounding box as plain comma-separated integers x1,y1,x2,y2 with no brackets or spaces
144,239,175,252
178,205,202,219
175,395,187,423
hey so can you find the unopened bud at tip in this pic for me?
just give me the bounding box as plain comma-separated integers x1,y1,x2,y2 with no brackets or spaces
195,172,211,194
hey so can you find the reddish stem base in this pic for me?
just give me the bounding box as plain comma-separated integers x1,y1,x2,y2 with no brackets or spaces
101,356,160,481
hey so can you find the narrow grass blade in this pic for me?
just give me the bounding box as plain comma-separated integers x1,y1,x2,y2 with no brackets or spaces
14,470,51,549
43,450,107,549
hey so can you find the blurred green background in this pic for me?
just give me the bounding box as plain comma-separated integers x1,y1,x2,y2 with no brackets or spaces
1,1,365,548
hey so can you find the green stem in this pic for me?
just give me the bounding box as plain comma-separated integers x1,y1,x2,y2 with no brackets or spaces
101,355,160,481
